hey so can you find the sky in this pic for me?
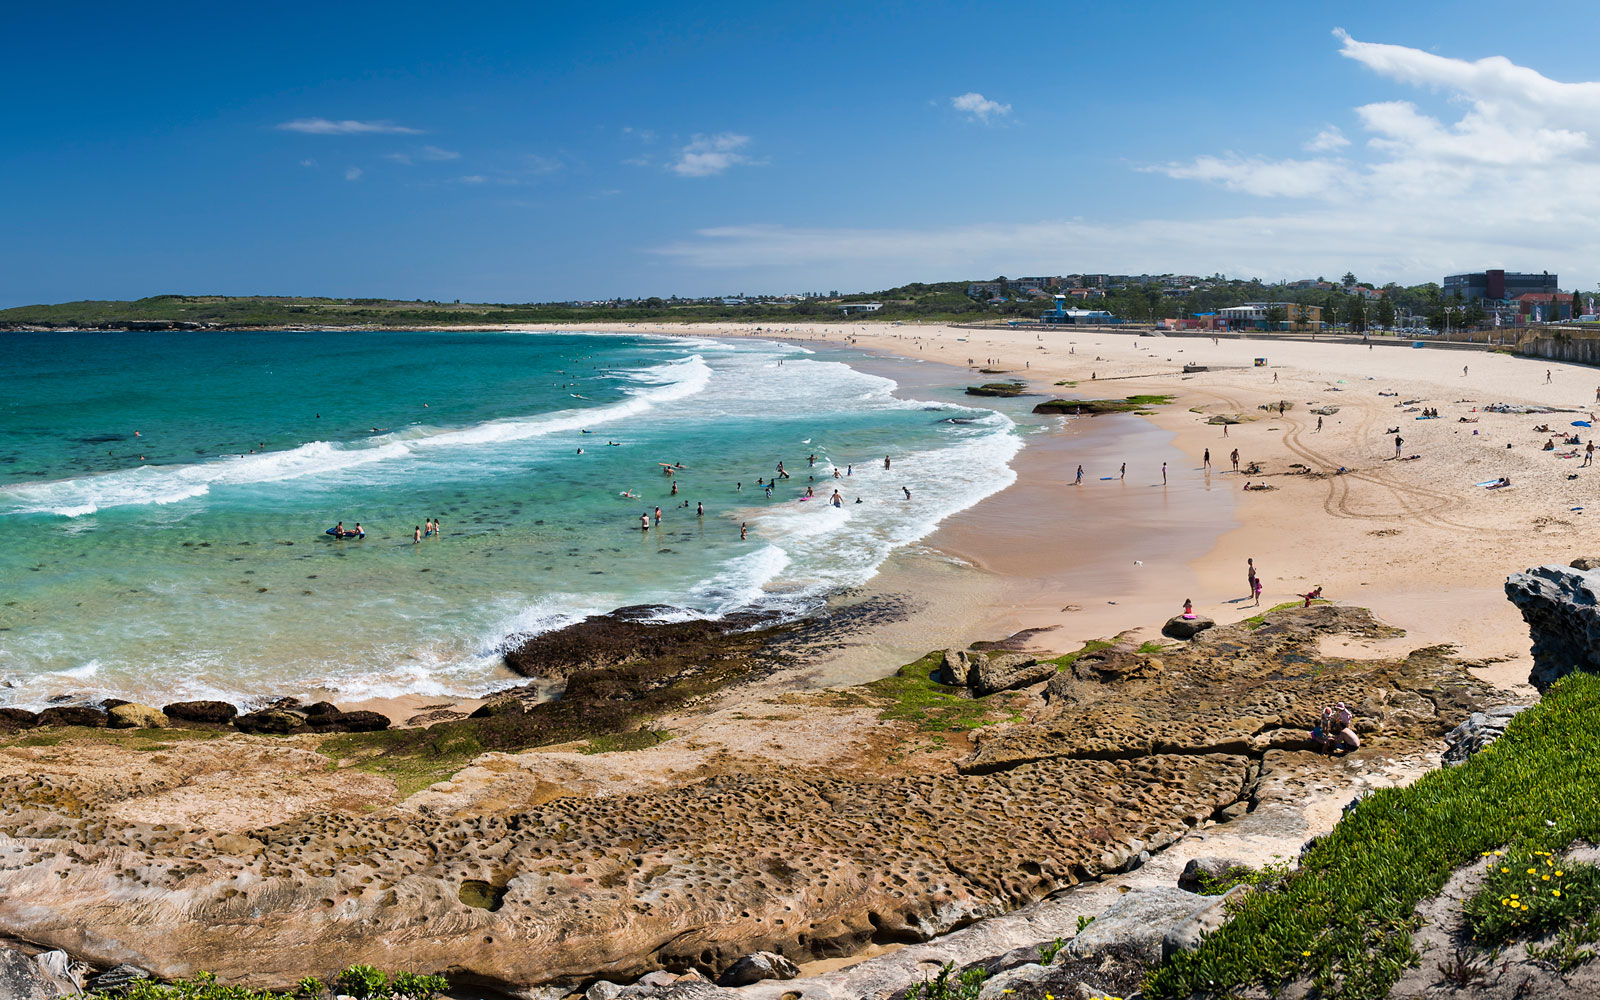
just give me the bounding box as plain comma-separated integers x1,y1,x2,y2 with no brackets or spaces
6,0,1600,306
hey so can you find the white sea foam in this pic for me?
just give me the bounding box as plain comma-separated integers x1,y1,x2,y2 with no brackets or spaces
0,354,712,517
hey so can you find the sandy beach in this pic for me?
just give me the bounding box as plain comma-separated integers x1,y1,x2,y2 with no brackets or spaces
457,318,1600,700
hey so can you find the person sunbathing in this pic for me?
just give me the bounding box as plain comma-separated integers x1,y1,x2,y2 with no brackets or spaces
1298,586,1323,607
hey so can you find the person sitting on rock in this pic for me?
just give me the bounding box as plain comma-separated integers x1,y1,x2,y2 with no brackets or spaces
1333,702,1360,752
1181,598,1197,620
1298,585,1323,607
1310,706,1336,753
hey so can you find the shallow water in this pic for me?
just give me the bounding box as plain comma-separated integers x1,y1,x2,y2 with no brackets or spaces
0,329,1020,709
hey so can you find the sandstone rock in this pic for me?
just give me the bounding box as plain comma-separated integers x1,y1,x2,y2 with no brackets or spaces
0,945,79,1000
718,950,800,986
1442,704,1532,766
37,706,106,728
162,701,238,724
1161,615,1215,640
232,709,302,734
978,962,1060,999
1571,557,1600,571
1506,564,1600,690
939,648,975,687
108,703,168,729
973,653,1053,696
1162,885,1250,959
0,708,40,732
634,971,679,989
469,693,527,718
586,982,625,1000
1066,887,1211,965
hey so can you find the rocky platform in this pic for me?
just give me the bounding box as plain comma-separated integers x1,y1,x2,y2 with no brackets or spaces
0,605,1493,994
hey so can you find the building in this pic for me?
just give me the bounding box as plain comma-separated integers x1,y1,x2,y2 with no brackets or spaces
1513,293,1577,322
1041,295,1116,324
1215,302,1323,331
838,302,883,315
1443,270,1557,302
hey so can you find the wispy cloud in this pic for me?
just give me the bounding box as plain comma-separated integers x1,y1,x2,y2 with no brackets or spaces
421,145,460,161
458,175,488,184
950,92,1011,123
299,158,317,168
1305,126,1350,151
382,152,413,165
670,133,756,177
275,118,424,135
344,166,363,181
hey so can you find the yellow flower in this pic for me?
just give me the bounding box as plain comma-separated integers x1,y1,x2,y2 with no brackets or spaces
1495,850,1505,856
1511,895,1519,900
1302,951,1311,957
1527,868,1537,874
1543,875,1550,881
1502,867,1510,873
1554,890,1562,897
1557,871,1565,876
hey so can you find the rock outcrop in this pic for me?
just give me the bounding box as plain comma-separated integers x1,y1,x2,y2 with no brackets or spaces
938,649,1052,695
1505,563,1600,691
716,951,799,987
1442,705,1532,766
0,945,80,1000
108,704,168,729
1161,615,1214,640
163,701,239,724
36,706,106,728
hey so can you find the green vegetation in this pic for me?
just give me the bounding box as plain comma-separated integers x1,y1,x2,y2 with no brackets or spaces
964,382,1030,397
1144,670,1600,999
1243,599,1328,629
905,961,989,1000
1464,849,1600,964
581,729,671,754
1195,859,1293,896
866,652,1024,731
85,967,447,1000
1031,395,1173,415
1038,936,1068,964
1045,640,1115,672
316,726,489,798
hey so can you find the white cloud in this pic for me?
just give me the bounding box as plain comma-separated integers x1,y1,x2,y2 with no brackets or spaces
458,175,488,184
275,118,424,135
950,92,1011,123
1153,155,1354,199
421,145,460,161
383,152,413,165
1305,126,1349,151
670,133,755,177
344,166,363,181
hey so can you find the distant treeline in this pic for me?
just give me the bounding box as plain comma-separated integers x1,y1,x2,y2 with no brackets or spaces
0,278,1457,330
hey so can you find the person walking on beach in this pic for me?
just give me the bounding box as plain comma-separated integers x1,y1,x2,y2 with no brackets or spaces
1162,461,1167,484
1203,448,1211,469
1230,448,1240,472
1316,416,1323,433
1075,464,1084,484
1547,370,1553,384
1394,434,1403,459
1586,442,1595,468
1463,365,1469,377
1120,462,1126,480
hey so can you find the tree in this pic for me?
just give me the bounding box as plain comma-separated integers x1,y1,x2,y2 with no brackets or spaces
1376,297,1396,329
1347,294,1368,334
1341,272,1358,288
1264,304,1287,330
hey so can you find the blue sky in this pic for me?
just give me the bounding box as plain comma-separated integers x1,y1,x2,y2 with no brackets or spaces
5,0,1600,306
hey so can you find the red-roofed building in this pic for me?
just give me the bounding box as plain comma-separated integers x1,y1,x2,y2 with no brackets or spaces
1514,292,1579,322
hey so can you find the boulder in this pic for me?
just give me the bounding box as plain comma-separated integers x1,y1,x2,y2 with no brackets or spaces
585,982,625,1000
1162,615,1215,640
233,709,303,735
717,950,800,986
469,694,526,718
1571,557,1600,571
972,653,1054,696
1176,856,1254,893
939,648,975,687
1442,705,1532,766
37,706,106,728
322,710,391,733
0,708,40,732
303,701,340,717
163,700,238,724
1066,887,1213,966
1162,885,1251,959
108,703,168,729
0,945,79,1000
1505,564,1600,690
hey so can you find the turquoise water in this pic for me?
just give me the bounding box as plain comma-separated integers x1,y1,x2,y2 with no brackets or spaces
0,329,1020,709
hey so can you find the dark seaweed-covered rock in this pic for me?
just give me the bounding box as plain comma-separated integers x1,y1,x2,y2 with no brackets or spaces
37,706,107,728
162,701,238,724
964,382,1033,397
0,709,40,733
308,710,390,732
233,709,302,735
503,605,780,680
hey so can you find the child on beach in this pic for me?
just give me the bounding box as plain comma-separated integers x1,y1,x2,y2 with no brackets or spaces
1181,598,1197,620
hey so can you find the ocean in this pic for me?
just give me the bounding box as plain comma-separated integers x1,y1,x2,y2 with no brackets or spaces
0,328,1021,710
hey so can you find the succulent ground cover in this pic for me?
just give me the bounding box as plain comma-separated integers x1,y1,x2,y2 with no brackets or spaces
1145,670,1600,999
